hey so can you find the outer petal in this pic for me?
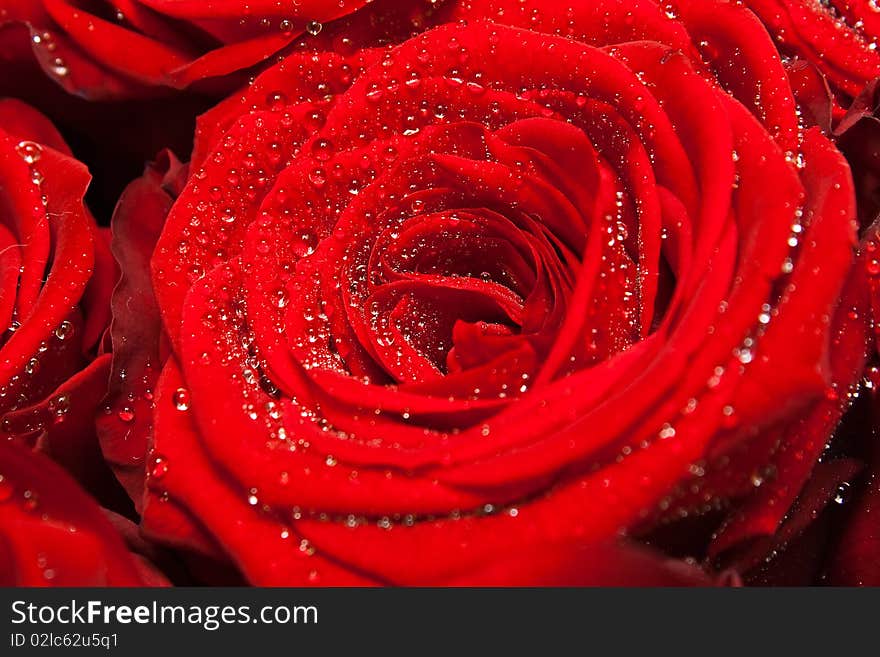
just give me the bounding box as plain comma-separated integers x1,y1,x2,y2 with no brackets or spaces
99,150,186,509
0,441,157,586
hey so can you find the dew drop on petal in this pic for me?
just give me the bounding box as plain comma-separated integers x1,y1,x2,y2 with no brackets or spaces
308,168,327,188
22,490,38,512
149,453,169,480
54,321,74,340
49,394,70,418
266,91,288,111
15,141,42,164
311,138,333,161
173,387,191,411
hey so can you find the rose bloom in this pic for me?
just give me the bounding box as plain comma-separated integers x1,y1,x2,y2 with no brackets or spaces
92,0,873,586
0,0,877,586
0,99,116,483
0,100,169,585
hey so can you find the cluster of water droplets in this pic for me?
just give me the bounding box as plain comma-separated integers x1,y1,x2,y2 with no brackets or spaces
0,142,79,435
809,0,880,52
29,31,68,78
135,5,869,552
652,195,833,521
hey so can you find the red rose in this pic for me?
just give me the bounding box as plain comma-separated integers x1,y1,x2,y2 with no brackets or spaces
0,100,167,585
93,0,867,585
0,99,120,496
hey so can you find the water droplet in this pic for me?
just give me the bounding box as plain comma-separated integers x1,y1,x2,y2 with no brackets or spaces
266,91,288,111
54,321,74,340
22,489,38,512
49,394,70,417
15,141,42,164
173,387,191,411
311,138,333,161
50,58,68,77
149,453,169,480
273,288,289,309
305,20,323,36
308,168,326,188
118,407,135,423
365,83,384,103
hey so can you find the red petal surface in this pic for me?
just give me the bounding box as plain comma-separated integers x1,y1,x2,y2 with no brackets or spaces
95,1,868,584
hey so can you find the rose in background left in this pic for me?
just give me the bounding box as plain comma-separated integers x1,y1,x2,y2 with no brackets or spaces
0,99,114,484
0,100,167,584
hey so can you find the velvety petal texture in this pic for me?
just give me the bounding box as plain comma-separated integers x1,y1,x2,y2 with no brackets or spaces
0,441,161,585
97,0,866,585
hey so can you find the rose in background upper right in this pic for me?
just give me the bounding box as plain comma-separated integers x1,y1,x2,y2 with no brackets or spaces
741,0,880,101
1,1,878,107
